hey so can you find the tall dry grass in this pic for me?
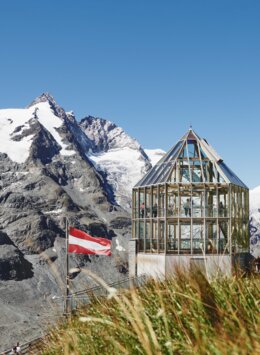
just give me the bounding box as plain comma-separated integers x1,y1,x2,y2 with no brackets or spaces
41,270,260,355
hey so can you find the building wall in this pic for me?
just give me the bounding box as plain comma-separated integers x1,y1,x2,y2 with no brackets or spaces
137,254,166,279
166,255,232,277
137,253,233,278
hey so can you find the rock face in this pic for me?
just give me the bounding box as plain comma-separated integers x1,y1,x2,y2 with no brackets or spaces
80,117,163,209
0,95,121,256
0,231,33,280
0,94,131,350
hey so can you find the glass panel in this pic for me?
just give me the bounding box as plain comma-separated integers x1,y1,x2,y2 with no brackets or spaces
231,188,236,218
139,189,144,218
159,222,165,251
145,239,151,252
245,190,249,221
202,161,215,182
206,221,217,254
192,190,204,217
242,191,245,209
139,221,144,239
217,171,225,183
180,186,192,217
238,188,243,219
159,186,165,217
140,164,161,187
145,221,151,252
152,187,158,217
219,221,229,253
167,223,178,253
218,187,229,217
205,187,217,217
156,162,173,184
138,221,144,252
231,221,236,253
188,140,200,158
163,140,183,163
180,223,191,253
236,219,243,250
231,187,240,219
212,164,218,183
179,144,188,158
191,160,203,182
192,223,204,254
234,219,248,251
180,161,190,183
140,201,145,218
133,190,139,218
167,186,179,217
152,221,158,252
234,190,238,217
169,163,177,183
200,146,207,159
148,164,166,186
145,188,151,218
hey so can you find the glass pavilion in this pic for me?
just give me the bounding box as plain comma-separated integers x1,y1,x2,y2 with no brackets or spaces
132,129,249,262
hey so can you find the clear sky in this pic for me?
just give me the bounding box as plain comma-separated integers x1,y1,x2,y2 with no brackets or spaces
0,0,259,188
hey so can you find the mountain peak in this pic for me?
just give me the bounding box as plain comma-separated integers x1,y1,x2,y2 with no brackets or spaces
27,93,66,119
80,116,142,153
81,116,116,130
28,92,56,106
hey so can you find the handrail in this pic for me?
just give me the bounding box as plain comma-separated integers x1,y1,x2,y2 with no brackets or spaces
2,335,45,354
1,275,146,354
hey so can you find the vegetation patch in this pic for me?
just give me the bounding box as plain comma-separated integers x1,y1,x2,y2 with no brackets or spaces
42,271,260,354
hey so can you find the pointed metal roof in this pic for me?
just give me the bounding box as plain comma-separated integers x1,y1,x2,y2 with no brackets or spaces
135,128,248,188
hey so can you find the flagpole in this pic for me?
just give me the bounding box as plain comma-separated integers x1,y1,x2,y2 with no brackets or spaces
65,217,70,315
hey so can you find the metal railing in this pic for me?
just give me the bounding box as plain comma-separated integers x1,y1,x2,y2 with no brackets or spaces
2,275,146,354
61,275,146,312
2,335,45,354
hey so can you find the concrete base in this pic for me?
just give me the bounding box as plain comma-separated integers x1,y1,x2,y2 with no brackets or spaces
137,253,234,278
128,239,138,277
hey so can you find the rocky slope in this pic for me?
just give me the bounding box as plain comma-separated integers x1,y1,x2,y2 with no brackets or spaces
80,116,164,209
0,94,131,350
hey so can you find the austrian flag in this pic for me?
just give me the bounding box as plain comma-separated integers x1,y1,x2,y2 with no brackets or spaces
68,227,111,256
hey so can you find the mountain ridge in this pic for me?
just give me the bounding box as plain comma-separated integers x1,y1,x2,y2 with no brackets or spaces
80,115,163,209
0,94,132,349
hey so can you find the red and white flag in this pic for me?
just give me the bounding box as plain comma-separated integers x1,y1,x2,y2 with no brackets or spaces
68,227,111,256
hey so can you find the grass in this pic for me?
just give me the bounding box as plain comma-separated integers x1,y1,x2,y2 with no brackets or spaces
41,270,260,355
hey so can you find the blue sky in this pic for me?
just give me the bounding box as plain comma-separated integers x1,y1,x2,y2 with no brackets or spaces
0,0,259,188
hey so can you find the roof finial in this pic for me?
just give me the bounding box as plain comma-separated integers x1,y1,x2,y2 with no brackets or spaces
189,123,192,130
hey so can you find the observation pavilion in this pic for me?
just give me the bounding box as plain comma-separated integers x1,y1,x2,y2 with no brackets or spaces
129,128,249,277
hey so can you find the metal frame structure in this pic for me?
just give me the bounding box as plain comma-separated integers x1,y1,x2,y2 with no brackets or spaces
132,129,249,258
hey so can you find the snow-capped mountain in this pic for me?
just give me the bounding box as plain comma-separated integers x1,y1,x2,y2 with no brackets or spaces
0,94,132,348
0,93,94,164
250,186,260,257
0,92,131,265
80,117,165,209
250,185,260,213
